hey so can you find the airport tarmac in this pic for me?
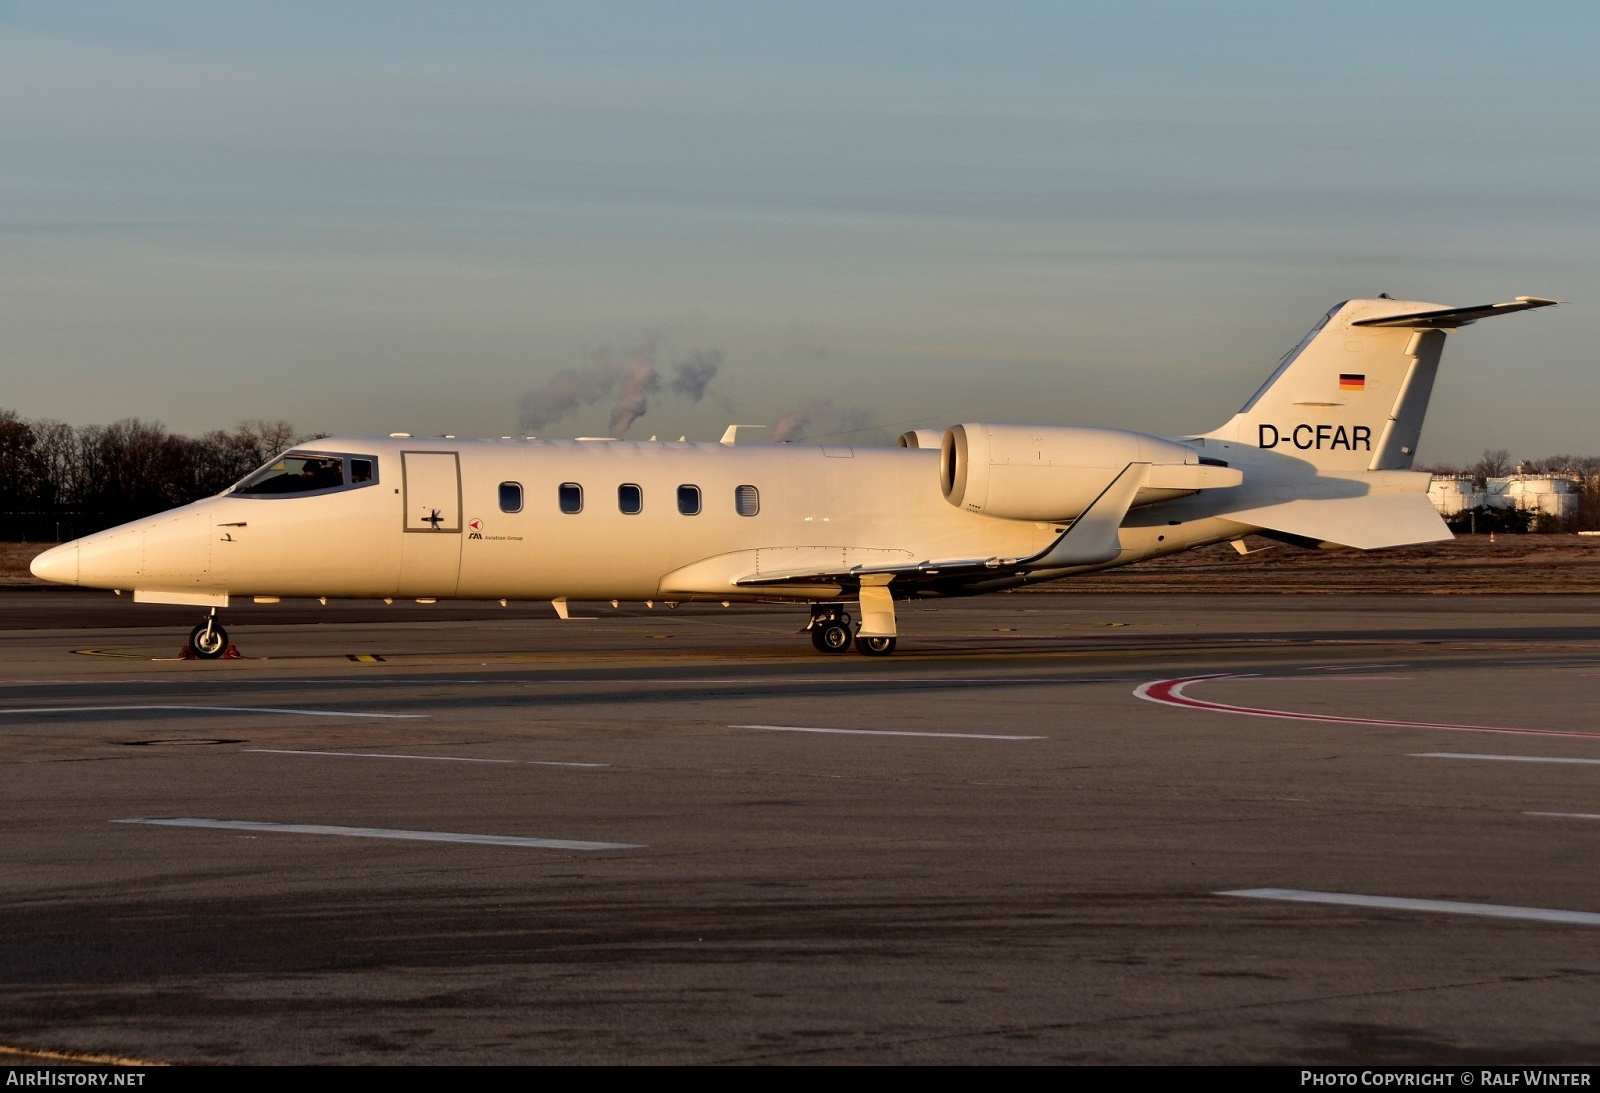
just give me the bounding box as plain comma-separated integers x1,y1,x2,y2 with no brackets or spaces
2,588,1600,1065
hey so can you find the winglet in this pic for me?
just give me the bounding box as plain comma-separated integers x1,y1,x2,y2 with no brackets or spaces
1024,463,1151,568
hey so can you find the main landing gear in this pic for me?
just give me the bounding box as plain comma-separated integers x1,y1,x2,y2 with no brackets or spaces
185,608,233,660
805,605,898,657
855,635,896,657
808,608,854,654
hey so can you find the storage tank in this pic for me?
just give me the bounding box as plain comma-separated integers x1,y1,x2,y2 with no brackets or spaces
1428,475,1480,517
1480,478,1513,510
1500,475,1580,519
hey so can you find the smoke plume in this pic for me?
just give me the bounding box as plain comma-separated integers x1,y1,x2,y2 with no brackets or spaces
669,350,721,402
607,358,662,437
770,398,875,443
517,367,618,433
516,344,725,437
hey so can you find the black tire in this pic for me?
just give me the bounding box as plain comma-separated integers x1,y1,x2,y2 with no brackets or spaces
189,622,229,659
810,621,853,654
854,636,896,657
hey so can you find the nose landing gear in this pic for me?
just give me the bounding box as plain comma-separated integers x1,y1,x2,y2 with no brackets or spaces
185,608,233,660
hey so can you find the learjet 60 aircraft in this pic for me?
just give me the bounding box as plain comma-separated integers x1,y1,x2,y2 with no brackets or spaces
30,295,1557,657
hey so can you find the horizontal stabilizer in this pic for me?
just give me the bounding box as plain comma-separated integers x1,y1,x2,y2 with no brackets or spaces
1226,494,1451,550
1352,297,1558,329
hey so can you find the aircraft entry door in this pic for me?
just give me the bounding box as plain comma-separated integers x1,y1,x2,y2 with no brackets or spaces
398,450,463,597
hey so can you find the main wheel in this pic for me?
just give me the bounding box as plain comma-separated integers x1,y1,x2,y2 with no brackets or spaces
854,636,896,657
189,621,229,659
810,621,853,654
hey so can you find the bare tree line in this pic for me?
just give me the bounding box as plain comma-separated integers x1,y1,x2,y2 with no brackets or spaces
1425,449,1600,484
0,411,310,540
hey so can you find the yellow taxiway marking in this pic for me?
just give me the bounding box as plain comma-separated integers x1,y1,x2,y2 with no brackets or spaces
0,1043,169,1066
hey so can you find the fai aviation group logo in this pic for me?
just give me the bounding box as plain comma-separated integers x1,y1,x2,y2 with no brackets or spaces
466,517,522,543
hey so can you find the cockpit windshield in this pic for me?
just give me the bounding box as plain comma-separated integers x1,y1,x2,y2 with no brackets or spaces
233,452,377,496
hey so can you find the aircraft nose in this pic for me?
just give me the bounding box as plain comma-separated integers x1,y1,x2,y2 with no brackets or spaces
29,542,80,586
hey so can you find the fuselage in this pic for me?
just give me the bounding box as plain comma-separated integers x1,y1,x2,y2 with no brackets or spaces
32,295,1560,637
29,435,1252,606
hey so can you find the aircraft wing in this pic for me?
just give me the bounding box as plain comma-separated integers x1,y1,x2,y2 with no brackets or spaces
663,461,1159,597
658,544,1064,598
732,554,1026,590
704,460,1148,593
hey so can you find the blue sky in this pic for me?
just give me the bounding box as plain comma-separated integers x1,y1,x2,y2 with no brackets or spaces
2,2,1594,462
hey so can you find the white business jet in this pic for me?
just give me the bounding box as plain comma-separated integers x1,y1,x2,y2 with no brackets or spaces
30,295,1556,657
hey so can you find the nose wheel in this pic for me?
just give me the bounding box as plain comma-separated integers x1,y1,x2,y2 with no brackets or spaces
187,612,230,659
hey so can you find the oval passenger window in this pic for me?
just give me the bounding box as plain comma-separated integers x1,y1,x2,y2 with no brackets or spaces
735,485,759,517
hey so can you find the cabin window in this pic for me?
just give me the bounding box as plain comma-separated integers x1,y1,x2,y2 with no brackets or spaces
618,483,643,515
677,484,701,515
559,482,583,514
735,484,760,516
498,481,523,513
234,452,379,497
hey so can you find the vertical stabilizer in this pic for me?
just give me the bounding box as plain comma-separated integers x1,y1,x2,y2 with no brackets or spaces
1203,296,1556,472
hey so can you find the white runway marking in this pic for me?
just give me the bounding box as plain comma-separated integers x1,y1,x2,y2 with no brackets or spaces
736,724,1044,740
247,748,608,768
1303,663,1408,672
1526,812,1600,822
1136,674,1600,740
1221,888,1600,927
116,817,640,850
1416,752,1600,767
0,704,424,719
1246,675,1406,682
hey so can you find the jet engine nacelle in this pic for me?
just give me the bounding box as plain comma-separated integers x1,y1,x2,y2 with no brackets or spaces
896,429,946,449
940,423,1237,521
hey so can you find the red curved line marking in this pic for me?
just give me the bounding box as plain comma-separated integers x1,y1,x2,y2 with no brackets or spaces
1134,674,1600,740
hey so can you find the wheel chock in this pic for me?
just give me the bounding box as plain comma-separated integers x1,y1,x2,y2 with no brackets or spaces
179,646,198,660
221,645,242,660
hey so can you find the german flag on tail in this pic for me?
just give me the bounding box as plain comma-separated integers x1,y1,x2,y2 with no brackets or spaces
1339,373,1365,391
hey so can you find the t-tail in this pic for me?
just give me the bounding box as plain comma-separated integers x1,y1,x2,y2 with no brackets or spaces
1200,295,1557,548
